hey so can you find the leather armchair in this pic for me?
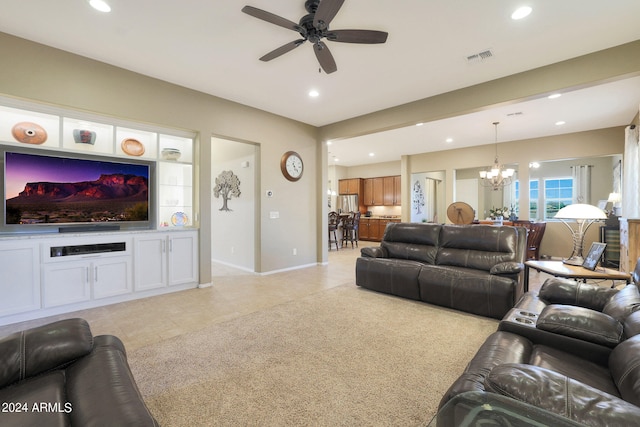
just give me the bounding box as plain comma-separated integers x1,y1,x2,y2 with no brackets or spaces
0,318,157,427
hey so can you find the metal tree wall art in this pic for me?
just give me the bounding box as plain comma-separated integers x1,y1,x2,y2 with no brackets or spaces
213,170,241,211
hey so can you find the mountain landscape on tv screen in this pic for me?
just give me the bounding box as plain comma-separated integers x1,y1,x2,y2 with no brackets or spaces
6,173,148,224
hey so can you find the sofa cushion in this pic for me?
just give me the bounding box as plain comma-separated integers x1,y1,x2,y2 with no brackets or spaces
624,311,640,339
529,345,619,396
0,370,70,427
380,223,440,264
603,284,640,322
538,278,617,310
609,334,640,407
436,225,520,271
66,335,159,427
419,266,518,319
0,318,93,389
536,304,623,348
355,257,422,300
485,364,640,427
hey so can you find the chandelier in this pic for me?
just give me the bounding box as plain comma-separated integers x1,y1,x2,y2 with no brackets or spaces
479,122,514,191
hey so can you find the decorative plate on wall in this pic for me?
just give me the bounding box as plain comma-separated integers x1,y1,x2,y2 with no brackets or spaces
11,121,48,145
171,212,189,226
121,138,145,156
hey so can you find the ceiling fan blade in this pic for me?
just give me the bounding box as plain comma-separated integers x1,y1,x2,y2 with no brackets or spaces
259,40,306,62
313,0,345,30
314,41,337,74
242,6,302,33
326,29,388,44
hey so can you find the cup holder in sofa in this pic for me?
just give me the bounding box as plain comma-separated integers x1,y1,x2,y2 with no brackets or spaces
517,310,538,318
514,317,536,325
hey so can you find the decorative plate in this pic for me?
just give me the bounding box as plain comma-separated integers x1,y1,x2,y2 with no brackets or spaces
171,212,189,226
121,138,145,156
11,121,48,145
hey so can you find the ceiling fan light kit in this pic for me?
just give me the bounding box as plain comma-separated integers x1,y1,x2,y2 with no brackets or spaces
242,0,388,74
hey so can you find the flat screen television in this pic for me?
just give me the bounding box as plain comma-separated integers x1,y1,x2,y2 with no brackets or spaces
2,147,155,233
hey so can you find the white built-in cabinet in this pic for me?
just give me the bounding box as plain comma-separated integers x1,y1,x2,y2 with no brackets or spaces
134,231,198,290
0,241,41,317
0,97,200,326
0,230,198,325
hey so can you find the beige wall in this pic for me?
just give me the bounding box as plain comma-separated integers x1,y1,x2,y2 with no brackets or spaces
1,31,638,276
0,32,319,280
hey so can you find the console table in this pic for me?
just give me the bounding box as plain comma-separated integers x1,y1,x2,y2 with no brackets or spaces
524,260,630,292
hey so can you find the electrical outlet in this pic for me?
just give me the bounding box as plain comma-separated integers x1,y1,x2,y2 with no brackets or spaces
231,247,234,254
292,248,297,255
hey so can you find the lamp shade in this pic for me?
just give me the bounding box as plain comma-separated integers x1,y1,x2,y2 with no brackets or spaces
554,204,607,220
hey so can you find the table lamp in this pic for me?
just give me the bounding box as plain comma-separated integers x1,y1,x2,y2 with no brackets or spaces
554,203,607,266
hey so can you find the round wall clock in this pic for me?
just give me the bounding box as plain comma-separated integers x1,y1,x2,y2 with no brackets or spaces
280,151,303,182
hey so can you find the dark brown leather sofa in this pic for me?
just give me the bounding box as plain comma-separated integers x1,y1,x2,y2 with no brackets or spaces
441,274,640,426
355,222,527,319
0,318,158,427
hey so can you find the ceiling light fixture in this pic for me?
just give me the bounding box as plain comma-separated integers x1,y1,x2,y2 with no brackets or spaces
556,120,566,126
511,6,532,20
308,90,319,98
446,138,453,143
88,0,111,12
479,122,514,191
548,93,562,99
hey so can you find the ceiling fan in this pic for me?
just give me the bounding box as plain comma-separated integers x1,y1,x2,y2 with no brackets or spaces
242,0,388,74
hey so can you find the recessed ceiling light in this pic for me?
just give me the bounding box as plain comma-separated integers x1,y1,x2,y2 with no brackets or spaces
416,123,424,126
326,140,332,145
446,138,453,143
548,93,562,99
511,6,532,20
88,0,111,12
308,90,319,98
555,121,566,126
369,153,375,157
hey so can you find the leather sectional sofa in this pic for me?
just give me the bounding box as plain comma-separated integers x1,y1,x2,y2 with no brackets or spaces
0,318,157,427
440,275,640,426
356,222,527,319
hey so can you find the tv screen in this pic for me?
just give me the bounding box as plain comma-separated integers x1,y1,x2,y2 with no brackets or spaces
4,150,152,230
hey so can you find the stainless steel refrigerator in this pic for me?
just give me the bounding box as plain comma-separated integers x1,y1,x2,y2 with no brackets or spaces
337,195,358,213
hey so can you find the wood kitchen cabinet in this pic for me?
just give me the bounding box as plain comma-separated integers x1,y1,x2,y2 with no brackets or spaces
363,178,384,205
359,218,378,240
364,176,400,206
338,178,362,195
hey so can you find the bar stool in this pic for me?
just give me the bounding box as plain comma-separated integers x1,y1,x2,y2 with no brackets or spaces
328,211,339,250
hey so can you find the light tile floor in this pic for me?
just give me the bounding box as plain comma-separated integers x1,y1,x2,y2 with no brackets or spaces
1,241,551,350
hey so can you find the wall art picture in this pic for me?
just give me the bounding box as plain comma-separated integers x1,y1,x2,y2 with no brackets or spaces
213,170,241,211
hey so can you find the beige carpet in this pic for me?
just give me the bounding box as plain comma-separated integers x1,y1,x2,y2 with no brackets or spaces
128,284,498,426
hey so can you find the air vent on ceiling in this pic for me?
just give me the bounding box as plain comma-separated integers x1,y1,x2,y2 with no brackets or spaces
506,112,524,117
466,49,494,64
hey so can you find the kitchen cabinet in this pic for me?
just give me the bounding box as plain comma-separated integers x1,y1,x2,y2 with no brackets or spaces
363,178,384,205
0,241,40,317
364,176,400,206
359,218,377,240
338,178,362,195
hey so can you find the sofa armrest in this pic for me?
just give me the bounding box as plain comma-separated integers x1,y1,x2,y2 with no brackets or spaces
490,262,523,275
538,277,617,311
360,246,387,258
536,304,623,348
485,363,640,426
0,318,93,389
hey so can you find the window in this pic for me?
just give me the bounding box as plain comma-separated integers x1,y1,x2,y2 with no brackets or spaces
544,178,573,219
529,179,539,220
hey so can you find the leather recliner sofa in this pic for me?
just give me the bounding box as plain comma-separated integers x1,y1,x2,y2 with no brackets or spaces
0,318,158,427
355,222,527,319
440,274,640,426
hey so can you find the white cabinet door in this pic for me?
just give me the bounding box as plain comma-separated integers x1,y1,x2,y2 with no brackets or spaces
42,261,91,308
134,235,167,291
0,242,41,316
93,257,132,299
168,232,198,286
